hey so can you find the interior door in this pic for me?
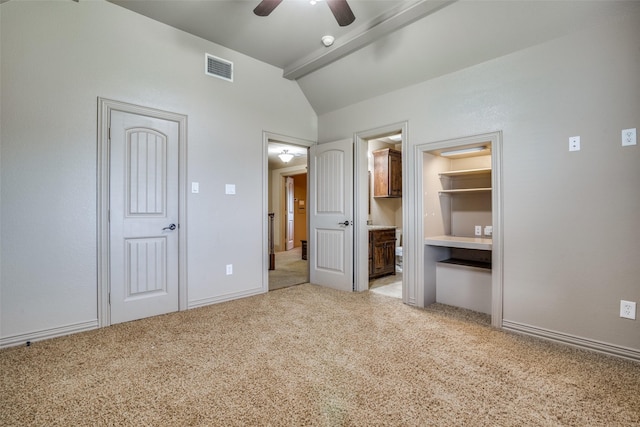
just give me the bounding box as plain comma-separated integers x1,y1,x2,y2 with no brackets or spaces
285,176,295,251
109,110,179,324
309,139,354,291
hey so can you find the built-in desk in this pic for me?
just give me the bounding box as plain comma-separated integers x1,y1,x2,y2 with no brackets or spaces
424,235,492,251
424,235,492,314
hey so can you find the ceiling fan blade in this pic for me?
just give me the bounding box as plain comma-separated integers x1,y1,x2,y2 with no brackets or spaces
326,0,355,26
254,0,283,17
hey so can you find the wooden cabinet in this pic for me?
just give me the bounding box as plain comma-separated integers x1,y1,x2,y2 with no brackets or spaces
373,148,402,198
369,228,396,279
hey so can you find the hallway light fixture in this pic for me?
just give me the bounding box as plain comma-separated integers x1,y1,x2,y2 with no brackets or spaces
440,146,487,157
278,150,294,163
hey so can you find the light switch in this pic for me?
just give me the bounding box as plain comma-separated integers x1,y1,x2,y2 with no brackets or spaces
622,128,637,146
569,136,580,152
225,184,236,195
191,182,199,193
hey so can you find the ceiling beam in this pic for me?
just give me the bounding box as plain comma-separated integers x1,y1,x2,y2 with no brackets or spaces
283,0,456,80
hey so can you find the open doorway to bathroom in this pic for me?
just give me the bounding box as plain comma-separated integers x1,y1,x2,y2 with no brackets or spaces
267,141,310,291
365,133,404,299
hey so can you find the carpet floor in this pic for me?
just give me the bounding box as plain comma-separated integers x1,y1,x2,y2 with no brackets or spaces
1,284,639,426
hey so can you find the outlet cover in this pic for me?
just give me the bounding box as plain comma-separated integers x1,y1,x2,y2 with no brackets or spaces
569,136,580,151
620,300,636,320
474,225,482,236
622,128,637,146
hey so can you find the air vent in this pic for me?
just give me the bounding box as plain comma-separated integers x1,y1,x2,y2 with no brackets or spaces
205,54,233,82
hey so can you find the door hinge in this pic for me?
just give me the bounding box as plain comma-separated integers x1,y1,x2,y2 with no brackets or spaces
108,127,111,141
108,292,111,305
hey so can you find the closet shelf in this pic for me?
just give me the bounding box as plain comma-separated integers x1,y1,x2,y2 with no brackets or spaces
439,167,491,178
439,188,492,194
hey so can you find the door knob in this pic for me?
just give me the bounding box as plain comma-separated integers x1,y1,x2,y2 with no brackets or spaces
163,223,177,231
338,221,352,226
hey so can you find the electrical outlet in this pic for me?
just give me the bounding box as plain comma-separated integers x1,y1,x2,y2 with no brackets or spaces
474,225,482,236
484,226,493,237
622,128,636,146
569,136,580,151
620,300,636,320
226,264,233,275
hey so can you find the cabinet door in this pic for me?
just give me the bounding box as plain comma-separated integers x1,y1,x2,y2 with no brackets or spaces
372,241,388,275
373,151,391,197
389,151,402,197
373,148,402,198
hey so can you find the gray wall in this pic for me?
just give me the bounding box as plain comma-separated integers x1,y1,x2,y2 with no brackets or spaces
318,11,640,351
0,1,316,342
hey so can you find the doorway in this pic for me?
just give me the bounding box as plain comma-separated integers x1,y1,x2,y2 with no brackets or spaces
355,122,408,301
264,135,312,291
366,134,404,299
97,98,187,327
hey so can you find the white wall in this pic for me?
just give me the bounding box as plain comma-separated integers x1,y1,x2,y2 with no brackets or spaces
0,1,316,343
318,11,640,352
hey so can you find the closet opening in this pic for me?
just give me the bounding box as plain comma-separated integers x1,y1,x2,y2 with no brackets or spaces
419,132,503,326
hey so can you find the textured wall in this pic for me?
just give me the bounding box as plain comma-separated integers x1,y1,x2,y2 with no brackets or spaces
0,1,316,341
318,11,640,351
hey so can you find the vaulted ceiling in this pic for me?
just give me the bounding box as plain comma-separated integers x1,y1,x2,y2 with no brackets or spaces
108,0,638,115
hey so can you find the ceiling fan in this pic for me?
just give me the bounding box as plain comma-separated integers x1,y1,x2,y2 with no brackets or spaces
254,0,356,27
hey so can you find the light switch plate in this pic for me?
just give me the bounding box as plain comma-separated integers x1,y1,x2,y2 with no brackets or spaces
191,182,199,193
569,136,580,151
225,184,236,195
622,128,636,146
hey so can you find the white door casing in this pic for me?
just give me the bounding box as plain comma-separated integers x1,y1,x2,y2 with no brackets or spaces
97,97,188,327
285,176,295,251
309,139,354,291
109,111,180,324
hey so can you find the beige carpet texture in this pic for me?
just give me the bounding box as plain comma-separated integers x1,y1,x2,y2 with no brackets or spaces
1,284,639,426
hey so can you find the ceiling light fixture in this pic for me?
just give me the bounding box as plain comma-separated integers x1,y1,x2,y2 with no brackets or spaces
440,146,487,157
321,35,335,47
278,150,294,163
388,134,402,142
310,0,317,4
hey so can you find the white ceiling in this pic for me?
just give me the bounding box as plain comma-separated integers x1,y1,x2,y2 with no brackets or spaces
107,0,639,114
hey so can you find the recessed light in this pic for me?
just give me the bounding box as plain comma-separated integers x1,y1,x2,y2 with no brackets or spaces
440,146,487,157
321,35,335,47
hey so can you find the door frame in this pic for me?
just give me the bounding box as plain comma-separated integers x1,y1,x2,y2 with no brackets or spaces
97,97,188,327
355,122,408,300
414,131,503,327
262,132,315,292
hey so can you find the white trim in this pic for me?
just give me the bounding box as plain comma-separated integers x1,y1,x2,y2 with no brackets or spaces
414,131,503,328
188,287,264,309
97,97,188,327
0,320,98,349
354,122,409,302
262,132,315,293
503,320,640,362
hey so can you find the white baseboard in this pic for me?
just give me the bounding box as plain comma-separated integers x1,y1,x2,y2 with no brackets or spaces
502,320,640,362
188,287,265,309
0,320,99,349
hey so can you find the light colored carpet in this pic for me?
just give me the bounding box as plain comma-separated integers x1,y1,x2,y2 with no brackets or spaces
269,247,308,291
1,284,639,426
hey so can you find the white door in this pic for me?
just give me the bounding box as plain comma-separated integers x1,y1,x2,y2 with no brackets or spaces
285,176,295,251
109,110,180,324
309,139,354,291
